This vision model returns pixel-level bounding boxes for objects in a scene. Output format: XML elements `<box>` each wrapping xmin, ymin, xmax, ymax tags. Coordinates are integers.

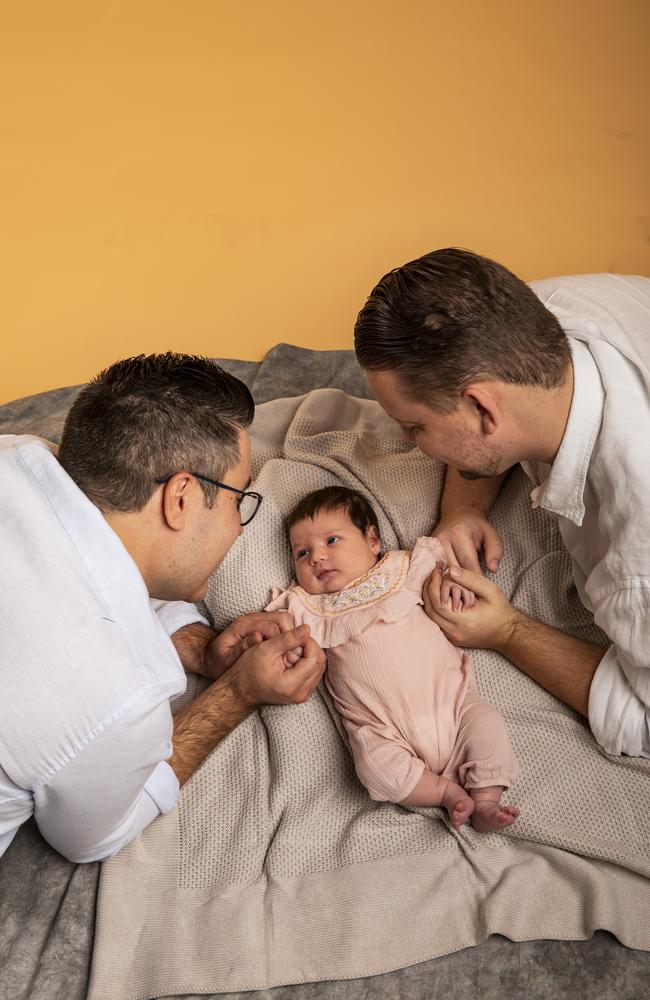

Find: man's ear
<box><xmin>160</xmin><ymin>473</ymin><xmax>194</xmax><ymax>531</ymax></box>
<box><xmin>462</xmin><ymin>384</ymin><xmax>501</xmax><ymax>436</ymax></box>
<box><xmin>366</xmin><ymin>524</ymin><xmax>382</xmax><ymax>555</ymax></box>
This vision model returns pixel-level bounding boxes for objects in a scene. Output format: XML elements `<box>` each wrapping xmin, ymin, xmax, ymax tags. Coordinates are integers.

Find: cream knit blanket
<box><xmin>89</xmin><ymin>390</ymin><xmax>650</xmax><ymax>1000</ymax></box>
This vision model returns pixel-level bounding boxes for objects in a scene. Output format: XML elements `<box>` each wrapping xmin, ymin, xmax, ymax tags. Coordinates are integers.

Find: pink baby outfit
<box><xmin>267</xmin><ymin>537</ymin><xmax>519</xmax><ymax>803</ymax></box>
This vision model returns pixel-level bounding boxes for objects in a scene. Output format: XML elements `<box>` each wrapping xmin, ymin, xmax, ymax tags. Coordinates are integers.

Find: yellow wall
<box><xmin>1</xmin><ymin>0</ymin><xmax>649</xmax><ymax>403</ymax></box>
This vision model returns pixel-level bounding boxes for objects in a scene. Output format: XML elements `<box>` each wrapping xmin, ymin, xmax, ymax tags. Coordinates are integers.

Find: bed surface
<box><xmin>0</xmin><ymin>345</ymin><xmax>648</xmax><ymax>1000</ymax></box>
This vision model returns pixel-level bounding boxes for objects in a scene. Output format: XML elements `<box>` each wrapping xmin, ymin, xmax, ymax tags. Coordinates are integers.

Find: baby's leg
<box><xmin>442</xmin><ymin>690</ymin><xmax>520</xmax><ymax>834</ymax></box>
<box><xmin>345</xmin><ymin>723</ymin><xmax>474</xmax><ymax>827</ymax></box>
<box><xmin>400</xmin><ymin>769</ymin><xmax>474</xmax><ymax>829</ymax></box>
<box><xmin>468</xmin><ymin>786</ymin><xmax>519</xmax><ymax>833</ymax></box>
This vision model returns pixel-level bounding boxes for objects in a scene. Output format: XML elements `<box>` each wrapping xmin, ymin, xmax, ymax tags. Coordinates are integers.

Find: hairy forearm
<box><xmin>170</xmin><ymin>622</ymin><xmax>225</xmax><ymax>680</ymax></box>
<box><xmin>168</xmin><ymin>672</ymin><xmax>254</xmax><ymax>786</ymax></box>
<box><xmin>439</xmin><ymin>467</ymin><xmax>508</xmax><ymax>518</ymax></box>
<box><xmin>495</xmin><ymin>611</ymin><xmax>606</xmax><ymax>717</ymax></box>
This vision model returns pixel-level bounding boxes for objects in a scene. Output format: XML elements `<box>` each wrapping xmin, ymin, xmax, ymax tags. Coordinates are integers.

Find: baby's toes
<box><xmin>452</xmin><ymin>799</ymin><xmax>474</xmax><ymax>828</ymax></box>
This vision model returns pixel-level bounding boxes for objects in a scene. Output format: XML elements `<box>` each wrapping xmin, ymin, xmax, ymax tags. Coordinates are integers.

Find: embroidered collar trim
<box><xmin>292</xmin><ymin>551</ymin><xmax>410</xmax><ymax>617</ymax></box>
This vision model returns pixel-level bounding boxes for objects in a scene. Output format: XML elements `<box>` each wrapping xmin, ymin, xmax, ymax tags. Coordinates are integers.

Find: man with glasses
<box><xmin>0</xmin><ymin>353</ymin><xmax>325</xmax><ymax>863</ymax></box>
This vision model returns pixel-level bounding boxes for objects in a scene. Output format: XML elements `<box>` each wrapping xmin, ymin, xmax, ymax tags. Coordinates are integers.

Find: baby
<box><xmin>266</xmin><ymin>486</ymin><xmax>520</xmax><ymax>832</ymax></box>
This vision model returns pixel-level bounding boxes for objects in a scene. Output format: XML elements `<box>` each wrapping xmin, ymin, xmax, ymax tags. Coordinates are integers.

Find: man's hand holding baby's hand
<box><xmin>229</xmin><ymin>625</ymin><xmax>326</xmax><ymax>708</ymax></box>
<box><xmin>424</xmin><ymin>566</ymin><xmax>522</xmax><ymax>650</ymax></box>
<box><xmin>206</xmin><ymin>610</ymin><xmax>295</xmax><ymax>679</ymax></box>
<box><xmin>428</xmin><ymin>563</ymin><xmax>476</xmax><ymax>612</ymax></box>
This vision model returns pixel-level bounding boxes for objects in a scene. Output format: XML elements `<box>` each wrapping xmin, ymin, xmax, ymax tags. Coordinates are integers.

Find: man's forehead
<box><xmin>366</xmin><ymin>369</ymin><xmax>433</xmax><ymax>421</ymax></box>
<box><xmin>222</xmin><ymin>426</ymin><xmax>251</xmax><ymax>486</ymax></box>
<box><xmin>238</xmin><ymin>425</ymin><xmax>252</xmax><ymax>452</ymax></box>
<box><xmin>237</xmin><ymin>427</ymin><xmax>252</xmax><ymax>467</ymax></box>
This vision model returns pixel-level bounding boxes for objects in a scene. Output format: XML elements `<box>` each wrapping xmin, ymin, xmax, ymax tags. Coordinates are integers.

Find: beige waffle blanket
<box><xmin>89</xmin><ymin>389</ymin><xmax>650</xmax><ymax>1000</ymax></box>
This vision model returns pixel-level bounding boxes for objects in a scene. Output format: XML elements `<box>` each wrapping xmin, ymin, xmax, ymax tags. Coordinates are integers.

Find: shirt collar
<box><xmin>529</xmin><ymin>337</ymin><xmax>605</xmax><ymax>526</ymax></box>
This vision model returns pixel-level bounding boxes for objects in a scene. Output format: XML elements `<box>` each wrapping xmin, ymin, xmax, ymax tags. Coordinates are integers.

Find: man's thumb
<box><xmin>484</xmin><ymin>526</ymin><xmax>504</xmax><ymax>573</ymax></box>
<box><xmin>274</xmin><ymin>624</ymin><xmax>310</xmax><ymax>650</ymax></box>
<box><xmin>447</xmin><ymin>565</ymin><xmax>493</xmax><ymax>598</ymax></box>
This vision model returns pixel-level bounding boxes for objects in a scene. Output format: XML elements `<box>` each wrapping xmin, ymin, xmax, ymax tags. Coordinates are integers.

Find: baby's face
<box><xmin>290</xmin><ymin>508</ymin><xmax>381</xmax><ymax>595</ymax></box>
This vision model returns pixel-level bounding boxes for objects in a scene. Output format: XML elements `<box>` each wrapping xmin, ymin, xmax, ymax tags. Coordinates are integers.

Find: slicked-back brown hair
<box><xmin>58</xmin><ymin>352</ymin><xmax>254</xmax><ymax>513</ymax></box>
<box><xmin>286</xmin><ymin>486</ymin><xmax>381</xmax><ymax>540</ymax></box>
<box><xmin>354</xmin><ymin>248</ymin><xmax>571</xmax><ymax>413</ymax></box>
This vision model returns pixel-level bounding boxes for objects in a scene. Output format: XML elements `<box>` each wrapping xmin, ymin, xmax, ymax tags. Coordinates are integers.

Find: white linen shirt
<box><xmin>0</xmin><ymin>435</ymin><xmax>208</xmax><ymax>862</ymax></box>
<box><xmin>523</xmin><ymin>274</ymin><xmax>650</xmax><ymax>757</ymax></box>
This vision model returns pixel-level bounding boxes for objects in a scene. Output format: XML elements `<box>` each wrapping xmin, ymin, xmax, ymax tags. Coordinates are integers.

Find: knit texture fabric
<box><xmin>89</xmin><ymin>389</ymin><xmax>650</xmax><ymax>1000</ymax></box>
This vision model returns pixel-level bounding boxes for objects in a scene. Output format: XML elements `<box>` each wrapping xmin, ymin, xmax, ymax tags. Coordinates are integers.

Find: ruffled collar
<box><xmin>289</xmin><ymin>550</ymin><xmax>410</xmax><ymax>617</ymax></box>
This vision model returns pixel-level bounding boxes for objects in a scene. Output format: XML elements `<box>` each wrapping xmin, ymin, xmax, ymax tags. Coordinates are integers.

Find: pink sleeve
<box><xmin>264</xmin><ymin>587</ymin><xmax>312</xmax><ymax>630</ymax></box>
<box><xmin>265</xmin><ymin>587</ymin><xmax>290</xmax><ymax>612</ymax></box>
<box><xmin>406</xmin><ymin>536</ymin><xmax>447</xmax><ymax>586</ymax></box>
<box><xmin>343</xmin><ymin>721</ymin><xmax>425</xmax><ymax>803</ymax></box>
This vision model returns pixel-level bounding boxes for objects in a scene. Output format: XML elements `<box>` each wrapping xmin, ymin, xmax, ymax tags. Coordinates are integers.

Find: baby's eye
<box><xmin>326</xmin><ymin>536</ymin><xmax>339</xmax><ymax>545</ymax></box>
<box><xmin>295</xmin><ymin>548</ymin><xmax>309</xmax><ymax>560</ymax></box>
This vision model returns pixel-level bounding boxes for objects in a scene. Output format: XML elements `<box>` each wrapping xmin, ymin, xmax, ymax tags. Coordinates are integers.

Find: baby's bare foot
<box><xmin>470</xmin><ymin>802</ymin><xmax>519</xmax><ymax>833</ymax></box>
<box><xmin>441</xmin><ymin>781</ymin><xmax>475</xmax><ymax>829</ymax></box>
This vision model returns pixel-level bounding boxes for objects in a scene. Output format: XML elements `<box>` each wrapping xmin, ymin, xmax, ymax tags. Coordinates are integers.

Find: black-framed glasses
<box><xmin>155</xmin><ymin>473</ymin><xmax>263</xmax><ymax>526</ymax></box>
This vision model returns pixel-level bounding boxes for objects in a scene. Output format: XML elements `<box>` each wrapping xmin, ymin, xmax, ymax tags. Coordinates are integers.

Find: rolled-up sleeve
<box><xmin>150</xmin><ymin>599</ymin><xmax>209</xmax><ymax>637</ymax></box>
<box><xmin>588</xmin><ymin>584</ymin><xmax>650</xmax><ymax>758</ymax></box>
<box><xmin>33</xmin><ymin>689</ymin><xmax>180</xmax><ymax>863</ymax></box>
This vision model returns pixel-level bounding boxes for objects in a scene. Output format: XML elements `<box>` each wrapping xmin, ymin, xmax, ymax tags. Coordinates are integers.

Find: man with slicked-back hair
<box><xmin>355</xmin><ymin>249</ymin><xmax>650</xmax><ymax>759</ymax></box>
<box><xmin>0</xmin><ymin>353</ymin><xmax>324</xmax><ymax>862</ymax></box>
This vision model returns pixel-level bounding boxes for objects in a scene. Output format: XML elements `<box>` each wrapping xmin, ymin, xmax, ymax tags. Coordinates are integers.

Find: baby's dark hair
<box><xmin>286</xmin><ymin>486</ymin><xmax>381</xmax><ymax>539</ymax></box>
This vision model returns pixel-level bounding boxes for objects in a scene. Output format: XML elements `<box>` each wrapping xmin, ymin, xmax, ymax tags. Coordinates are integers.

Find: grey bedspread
<box><xmin>1</xmin><ymin>345</ymin><xmax>649</xmax><ymax>1000</ymax></box>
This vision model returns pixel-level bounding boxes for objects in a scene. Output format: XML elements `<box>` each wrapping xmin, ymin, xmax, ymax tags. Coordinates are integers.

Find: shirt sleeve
<box><xmin>32</xmin><ymin>688</ymin><xmax>180</xmax><ymax>863</ymax></box>
<box><xmin>0</xmin><ymin>768</ymin><xmax>33</xmax><ymax>858</ymax></box>
<box><xmin>150</xmin><ymin>598</ymin><xmax>209</xmax><ymax>636</ymax></box>
<box><xmin>588</xmin><ymin>584</ymin><xmax>650</xmax><ymax>758</ymax></box>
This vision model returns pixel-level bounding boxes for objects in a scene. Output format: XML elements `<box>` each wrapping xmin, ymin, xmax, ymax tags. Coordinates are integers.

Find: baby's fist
<box><xmin>282</xmin><ymin>646</ymin><xmax>304</xmax><ymax>669</ymax></box>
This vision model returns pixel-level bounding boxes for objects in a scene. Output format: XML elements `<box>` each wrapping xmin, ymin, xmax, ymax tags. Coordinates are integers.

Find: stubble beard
<box><xmin>455</xmin><ymin>443</ymin><xmax>505</xmax><ymax>481</ymax></box>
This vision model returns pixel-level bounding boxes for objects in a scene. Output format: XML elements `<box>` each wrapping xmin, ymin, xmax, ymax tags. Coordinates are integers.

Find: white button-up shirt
<box><xmin>0</xmin><ymin>435</ymin><xmax>207</xmax><ymax>862</ymax></box>
<box><xmin>522</xmin><ymin>274</ymin><xmax>650</xmax><ymax>757</ymax></box>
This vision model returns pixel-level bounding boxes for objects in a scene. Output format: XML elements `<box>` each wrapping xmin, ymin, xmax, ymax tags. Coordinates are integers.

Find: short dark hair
<box><xmin>58</xmin><ymin>352</ymin><xmax>254</xmax><ymax>513</ymax></box>
<box><xmin>354</xmin><ymin>248</ymin><xmax>571</xmax><ymax>413</ymax></box>
<box><xmin>286</xmin><ymin>486</ymin><xmax>380</xmax><ymax>540</ymax></box>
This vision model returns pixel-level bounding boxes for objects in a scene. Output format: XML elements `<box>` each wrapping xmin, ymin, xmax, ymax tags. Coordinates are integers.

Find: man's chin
<box><xmin>153</xmin><ymin>583</ymin><xmax>209</xmax><ymax>604</ymax></box>
<box><xmin>191</xmin><ymin>581</ymin><xmax>209</xmax><ymax>603</ymax></box>
<box><xmin>458</xmin><ymin>468</ymin><xmax>493</xmax><ymax>481</ymax></box>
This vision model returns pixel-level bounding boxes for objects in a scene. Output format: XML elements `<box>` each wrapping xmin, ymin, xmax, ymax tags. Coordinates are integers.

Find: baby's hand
<box><xmin>440</xmin><ymin>570</ymin><xmax>476</xmax><ymax>612</ymax></box>
<box><xmin>282</xmin><ymin>646</ymin><xmax>304</xmax><ymax>669</ymax></box>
